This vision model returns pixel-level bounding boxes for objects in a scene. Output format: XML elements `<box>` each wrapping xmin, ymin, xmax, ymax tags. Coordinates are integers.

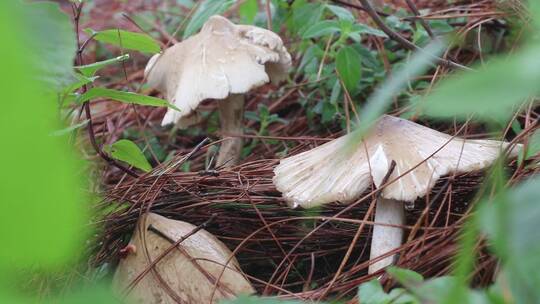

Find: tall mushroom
<box><xmin>113</xmin><ymin>213</ymin><xmax>254</xmax><ymax>303</ymax></box>
<box><xmin>273</xmin><ymin>115</ymin><xmax>521</xmax><ymax>274</ymax></box>
<box><xmin>145</xmin><ymin>15</ymin><xmax>291</xmax><ymax>167</ymax></box>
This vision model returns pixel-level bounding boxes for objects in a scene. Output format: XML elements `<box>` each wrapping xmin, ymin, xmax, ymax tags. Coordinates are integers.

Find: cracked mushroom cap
<box><xmin>144</xmin><ymin>15</ymin><xmax>291</xmax><ymax>126</ymax></box>
<box><xmin>273</xmin><ymin>115</ymin><xmax>521</xmax><ymax>209</ymax></box>
<box><xmin>112</xmin><ymin>213</ymin><xmax>254</xmax><ymax>304</ymax></box>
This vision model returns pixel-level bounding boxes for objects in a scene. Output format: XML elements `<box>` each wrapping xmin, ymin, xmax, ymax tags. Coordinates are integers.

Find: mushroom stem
<box><xmin>368</xmin><ymin>198</ymin><xmax>405</xmax><ymax>274</ymax></box>
<box><xmin>217</xmin><ymin>94</ymin><xmax>244</xmax><ymax>167</ymax></box>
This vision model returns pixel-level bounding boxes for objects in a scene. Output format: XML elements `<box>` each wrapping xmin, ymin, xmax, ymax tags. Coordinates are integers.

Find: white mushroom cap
<box><xmin>273</xmin><ymin>115</ymin><xmax>521</xmax><ymax>208</ymax></box>
<box><xmin>144</xmin><ymin>15</ymin><xmax>292</xmax><ymax>126</ymax></box>
<box><xmin>113</xmin><ymin>213</ymin><xmax>254</xmax><ymax>303</ymax></box>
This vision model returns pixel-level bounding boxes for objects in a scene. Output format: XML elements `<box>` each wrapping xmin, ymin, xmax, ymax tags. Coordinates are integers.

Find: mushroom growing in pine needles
<box><xmin>113</xmin><ymin>213</ymin><xmax>254</xmax><ymax>304</ymax></box>
<box><xmin>273</xmin><ymin>115</ymin><xmax>521</xmax><ymax>274</ymax></box>
<box><xmin>145</xmin><ymin>15</ymin><xmax>291</xmax><ymax>167</ymax></box>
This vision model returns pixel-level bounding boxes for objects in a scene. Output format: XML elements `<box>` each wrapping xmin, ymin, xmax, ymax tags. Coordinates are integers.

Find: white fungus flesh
<box><xmin>144</xmin><ymin>15</ymin><xmax>291</xmax><ymax>127</ymax></box>
<box><xmin>273</xmin><ymin>115</ymin><xmax>521</xmax><ymax>209</ymax></box>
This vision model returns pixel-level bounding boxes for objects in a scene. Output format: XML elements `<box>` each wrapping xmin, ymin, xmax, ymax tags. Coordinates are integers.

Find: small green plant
<box><xmin>282</xmin><ymin>1</ymin><xmax>389</xmax><ymax>129</ymax></box>
<box><xmin>55</xmin><ymin>6</ymin><xmax>176</xmax><ymax>173</ymax></box>
<box><xmin>243</xmin><ymin>104</ymin><xmax>288</xmax><ymax>157</ymax></box>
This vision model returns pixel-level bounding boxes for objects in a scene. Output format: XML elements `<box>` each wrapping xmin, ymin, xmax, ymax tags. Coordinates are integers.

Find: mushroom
<box><xmin>113</xmin><ymin>213</ymin><xmax>254</xmax><ymax>303</ymax></box>
<box><xmin>273</xmin><ymin>115</ymin><xmax>521</xmax><ymax>274</ymax></box>
<box><xmin>145</xmin><ymin>15</ymin><xmax>291</xmax><ymax>167</ymax></box>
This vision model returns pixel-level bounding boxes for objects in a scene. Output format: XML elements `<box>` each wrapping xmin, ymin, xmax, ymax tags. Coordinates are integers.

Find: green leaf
<box><xmin>428</xmin><ymin>20</ymin><xmax>454</xmax><ymax>35</ymax></box>
<box><xmin>386</xmin><ymin>15</ymin><xmax>413</xmax><ymax>32</ymax></box>
<box><xmin>61</xmin><ymin>74</ymin><xmax>97</xmax><ymax>97</ymax></box>
<box><xmin>336</xmin><ymin>46</ymin><xmax>362</xmax><ymax>92</ymax></box>
<box><xmin>79</xmin><ymin>88</ymin><xmax>179</xmax><ymax>111</ymax></box>
<box><xmin>105</xmin><ymin>139</ymin><xmax>152</xmax><ymax>172</ymax></box>
<box><xmin>387</xmin><ymin>267</ymin><xmax>425</xmax><ymax>287</ymax></box>
<box><xmin>351</xmin><ymin>23</ymin><xmax>388</xmax><ymax>38</ymax></box>
<box><xmin>387</xmin><ymin>289</ymin><xmax>421</xmax><ymax>304</ymax></box>
<box><xmin>298</xmin><ymin>44</ymin><xmax>323</xmax><ymax>74</ymax></box>
<box><xmin>244</xmin><ymin>111</ymin><xmax>260</xmax><ymax>122</ymax></box>
<box><xmin>524</xmin><ymin>129</ymin><xmax>540</xmax><ymax>159</ymax></box>
<box><xmin>239</xmin><ymin>0</ymin><xmax>258</xmax><ymax>24</ymax></box>
<box><xmin>25</xmin><ymin>1</ymin><xmax>77</xmax><ymax>92</ymax></box>
<box><xmin>329</xmin><ymin>78</ymin><xmax>341</xmax><ymax>105</ymax></box>
<box><xmin>289</xmin><ymin>1</ymin><xmax>324</xmax><ymax>36</ymax></box>
<box><xmin>326</xmin><ymin>4</ymin><xmax>355</xmax><ymax>21</ymax></box>
<box><xmin>0</xmin><ymin>1</ymin><xmax>85</xmax><ymax>269</ymax></box>
<box><xmin>414</xmin><ymin>277</ymin><xmax>462</xmax><ymax>303</ymax></box>
<box><xmin>177</xmin><ymin>0</ymin><xmax>195</xmax><ymax>8</ymax></box>
<box><xmin>221</xmin><ymin>295</ymin><xmax>302</xmax><ymax>304</ymax></box>
<box><xmin>413</xmin><ymin>276</ymin><xmax>489</xmax><ymax>304</ymax></box>
<box><xmin>302</xmin><ymin>20</ymin><xmax>340</xmax><ymax>39</ymax></box>
<box><xmin>531</xmin><ymin>1</ymin><xmax>540</xmax><ymax>30</ymax></box>
<box><xmin>339</xmin><ymin>19</ymin><xmax>354</xmax><ymax>34</ymax></box>
<box><xmin>88</xmin><ymin>29</ymin><xmax>160</xmax><ymax>53</ymax></box>
<box><xmin>183</xmin><ymin>0</ymin><xmax>234</xmax><ymax>39</ymax></box>
<box><xmin>50</xmin><ymin>120</ymin><xmax>89</xmax><ymax>137</ymax></box>
<box><xmin>2</xmin><ymin>283</ymin><xmax>119</xmax><ymax>303</ymax></box>
<box><xmin>510</xmin><ymin>119</ymin><xmax>523</xmax><ymax>135</ymax></box>
<box><xmin>354</xmin><ymin>45</ymin><xmax>381</xmax><ymax>69</ymax></box>
<box><xmin>358</xmin><ymin>280</ymin><xmax>393</xmax><ymax>304</ymax></box>
<box><xmin>75</xmin><ymin>54</ymin><xmax>130</xmax><ymax>76</ymax></box>
<box><xmin>412</xmin><ymin>27</ymin><xmax>430</xmax><ymax>47</ymax></box>
<box><xmin>479</xmin><ymin>177</ymin><xmax>540</xmax><ymax>304</ymax></box>
<box><xmin>321</xmin><ymin>100</ymin><xmax>336</xmax><ymax>123</ymax></box>
<box><xmin>418</xmin><ymin>44</ymin><xmax>540</xmax><ymax>121</ymax></box>
<box><xmin>358</xmin><ymin>280</ymin><xmax>419</xmax><ymax>304</ymax></box>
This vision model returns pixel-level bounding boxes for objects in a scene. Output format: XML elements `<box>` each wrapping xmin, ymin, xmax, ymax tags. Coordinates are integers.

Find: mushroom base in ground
<box><xmin>217</xmin><ymin>94</ymin><xmax>244</xmax><ymax>167</ymax></box>
<box><xmin>368</xmin><ymin>198</ymin><xmax>405</xmax><ymax>274</ymax></box>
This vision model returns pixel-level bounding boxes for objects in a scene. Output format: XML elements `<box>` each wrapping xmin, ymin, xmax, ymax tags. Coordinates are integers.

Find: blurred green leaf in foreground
<box><xmin>479</xmin><ymin>177</ymin><xmax>540</xmax><ymax>304</ymax></box>
<box><xmin>25</xmin><ymin>1</ymin><xmax>77</xmax><ymax>91</ymax></box>
<box><xmin>418</xmin><ymin>44</ymin><xmax>540</xmax><ymax>122</ymax></box>
<box><xmin>0</xmin><ymin>0</ymin><xmax>84</xmax><ymax>274</ymax></box>
<box><xmin>0</xmin><ymin>1</ymin><xmax>116</xmax><ymax>302</ymax></box>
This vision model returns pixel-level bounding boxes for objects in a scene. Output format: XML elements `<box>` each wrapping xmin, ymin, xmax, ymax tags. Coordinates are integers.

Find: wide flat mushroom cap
<box><xmin>145</xmin><ymin>15</ymin><xmax>292</xmax><ymax>126</ymax></box>
<box><xmin>274</xmin><ymin>115</ymin><xmax>521</xmax><ymax>208</ymax></box>
<box><xmin>112</xmin><ymin>213</ymin><xmax>254</xmax><ymax>304</ymax></box>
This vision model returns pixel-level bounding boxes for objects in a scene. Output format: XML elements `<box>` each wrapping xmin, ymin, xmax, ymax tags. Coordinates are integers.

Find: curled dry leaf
<box><xmin>113</xmin><ymin>213</ymin><xmax>254</xmax><ymax>304</ymax></box>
